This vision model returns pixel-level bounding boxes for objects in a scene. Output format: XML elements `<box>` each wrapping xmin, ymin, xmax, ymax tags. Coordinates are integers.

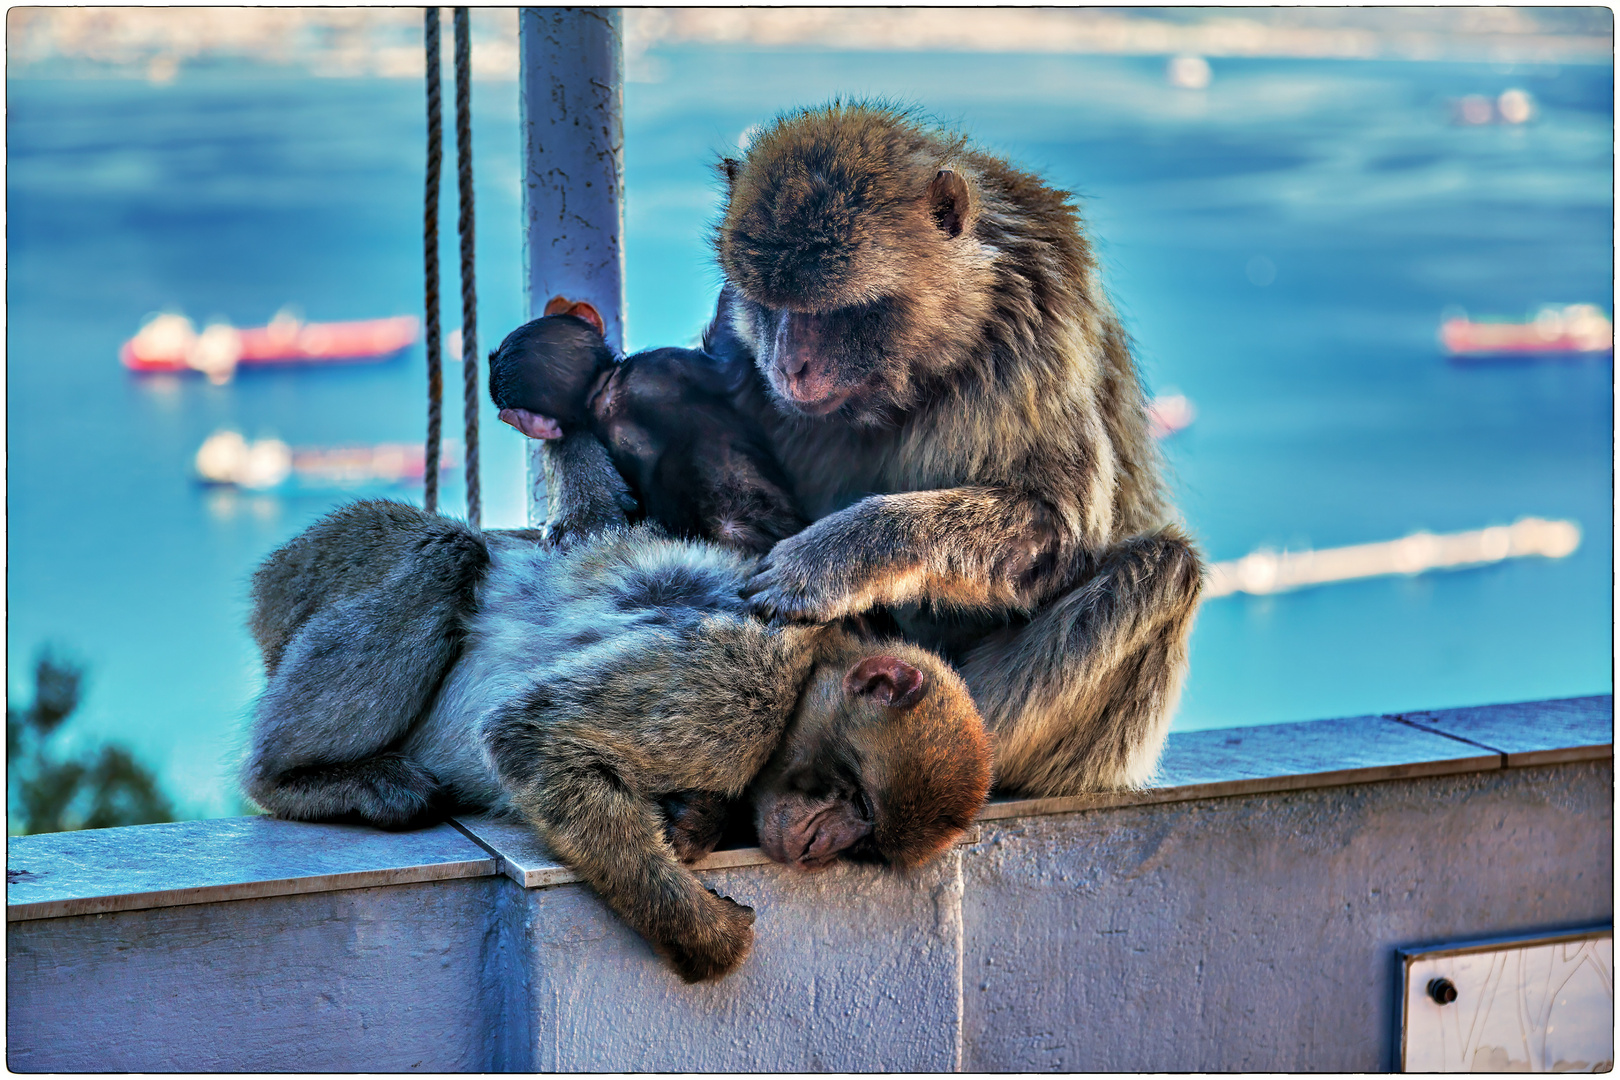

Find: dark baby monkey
<box><xmin>489</xmin><ymin>297</ymin><xmax>804</xmax><ymax>555</ymax></box>
<box><xmin>244</xmin><ymin>434</ymin><xmax>991</xmax><ymax>982</ymax></box>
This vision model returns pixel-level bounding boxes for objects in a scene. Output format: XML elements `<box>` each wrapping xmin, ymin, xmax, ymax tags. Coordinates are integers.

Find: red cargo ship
<box><xmin>1440</xmin><ymin>304</ymin><xmax>1612</xmax><ymax>359</ymax></box>
<box><xmin>121</xmin><ymin>311</ymin><xmax>418</xmax><ymax>381</ymax></box>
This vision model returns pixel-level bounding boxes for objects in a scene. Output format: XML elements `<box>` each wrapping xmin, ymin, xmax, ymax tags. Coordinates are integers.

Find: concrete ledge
<box><xmin>8</xmin><ymin>696</ymin><xmax>1609</xmax><ymax>918</ymax></box>
<box><xmin>450</xmin><ymin>813</ymin><xmax>779</xmax><ymax>888</ymax></box>
<box><xmin>1389</xmin><ymin>695</ymin><xmax>1614</xmax><ymax>767</ymax></box>
<box><xmin>463</xmin><ymin>694</ymin><xmax>1611</xmax><ymax>883</ymax></box>
<box><xmin>6</xmin><ymin>695</ymin><xmax>1611</xmax><ymax>1072</ymax></box>
<box><xmin>6</xmin><ymin>817</ymin><xmax>495</xmax><ymax>922</ymax></box>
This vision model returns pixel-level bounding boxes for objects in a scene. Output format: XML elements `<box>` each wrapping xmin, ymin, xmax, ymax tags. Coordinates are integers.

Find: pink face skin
<box><xmin>755</xmin><ymin>791</ymin><xmax>872</xmax><ymax>871</ymax></box>
<box><xmin>752</xmin><ymin>656</ymin><xmax>927</xmax><ymax>872</ymax></box>
<box><xmin>767</xmin><ymin>310</ymin><xmax>856</xmax><ymax>416</ymax></box>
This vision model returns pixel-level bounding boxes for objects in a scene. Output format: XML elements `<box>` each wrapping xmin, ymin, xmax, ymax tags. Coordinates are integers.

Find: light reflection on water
<box><xmin>6</xmin><ymin>50</ymin><xmax>1613</xmax><ymax>817</ymax></box>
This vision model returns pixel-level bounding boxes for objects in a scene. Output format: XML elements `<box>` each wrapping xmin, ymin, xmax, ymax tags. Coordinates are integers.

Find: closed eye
<box><xmin>853</xmin><ymin>788</ymin><xmax>874</xmax><ymax>823</ymax></box>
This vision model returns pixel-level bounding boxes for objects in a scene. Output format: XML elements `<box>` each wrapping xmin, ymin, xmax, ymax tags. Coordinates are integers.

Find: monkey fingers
<box><xmin>740</xmin><ymin>529</ymin><xmax>874</xmax><ymax>624</ymax></box>
<box><xmin>660</xmin><ymin>790</ymin><xmax>733</xmax><ymax>863</ymax></box>
<box><xmin>740</xmin><ymin>564</ymin><xmax>836</xmax><ymax>625</ymax></box>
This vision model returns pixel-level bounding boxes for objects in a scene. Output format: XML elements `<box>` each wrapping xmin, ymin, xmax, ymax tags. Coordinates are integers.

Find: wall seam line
<box><xmin>953</xmin><ymin>848</ymin><xmax>966</xmax><ymax>1073</ymax></box>
<box><xmin>1381</xmin><ymin>714</ymin><xmax>1509</xmax><ymax>767</ymax></box>
<box><xmin>449</xmin><ymin>818</ymin><xmax>513</xmax><ymax>879</ymax></box>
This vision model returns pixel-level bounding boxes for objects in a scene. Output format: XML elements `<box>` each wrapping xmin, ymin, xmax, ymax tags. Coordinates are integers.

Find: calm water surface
<box><xmin>8</xmin><ymin>50</ymin><xmax>1612</xmax><ymax>816</ymax></box>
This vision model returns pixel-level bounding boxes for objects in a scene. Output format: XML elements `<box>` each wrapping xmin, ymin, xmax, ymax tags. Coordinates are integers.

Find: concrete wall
<box><xmin>962</xmin><ymin>762</ymin><xmax>1612</xmax><ymax>1071</ymax></box>
<box><xmin>7</xmin><ymin>696</ymin><xmax>1611</xmax><ymax>1072</ymax></box>
<box><xmin>8</xmin><ymin>879</ymin><xmax>503</xmax><ymax>1073</ymax></box>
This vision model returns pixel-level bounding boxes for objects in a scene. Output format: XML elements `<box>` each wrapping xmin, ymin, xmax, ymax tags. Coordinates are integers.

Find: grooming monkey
<box><xmin>713</xmin><ymin>103</ymin><xmax>1205</xmax><ymax>796</ymax></box>
<box><xmin>488</xmin><ymin>298</ymin><xmax>804</xmax><ymax>556</ymax></box>
<box><xmin>505</xmin><ymin>104</ymin><xmax>1204</xmax><ymax>794</ymax></box>
<box><xmin>245</xmin><ymin>433</ymin><xmax>990</xmax><ymax>982</ymax></box>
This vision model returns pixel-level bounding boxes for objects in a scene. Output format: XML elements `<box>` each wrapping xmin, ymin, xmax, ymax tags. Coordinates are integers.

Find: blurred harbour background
<box><xmin>7</xmin><ymin>8</ymin><xmax>1613</xmax><ymax>820</ymax></box>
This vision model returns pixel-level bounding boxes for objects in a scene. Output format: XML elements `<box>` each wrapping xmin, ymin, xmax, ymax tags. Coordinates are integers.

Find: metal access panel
<box><xmin>1398</xmin><ymin>926</ymin><xmax>1613</xmax><ymax>1072</ymax></box>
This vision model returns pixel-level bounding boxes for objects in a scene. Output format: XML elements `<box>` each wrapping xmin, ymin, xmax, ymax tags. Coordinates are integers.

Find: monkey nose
<box><xmin>774</xmin><ymin>358</ymin><xmax>850</xmax><ymax>414</ymax></box>
<box><xmin>775</xmin><ymin>349</ymin><xmax>809</xmax><ymax>381</ymax></box>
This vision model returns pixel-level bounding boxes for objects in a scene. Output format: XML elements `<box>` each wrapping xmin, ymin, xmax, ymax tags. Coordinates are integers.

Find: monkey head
<box><xmin>488</xmin><ymin>299</ymin><xmax>615</xmax><ymax>439</ymax></box>
<box><xmin>715</xmin><ymin>103</ymin><xmax>1002</xmax><ymax>422</ymax></box>
<box><xmin>751</xmin><ymin>636</ymin><xmax>991</xmax><ymax>872</ymax></box>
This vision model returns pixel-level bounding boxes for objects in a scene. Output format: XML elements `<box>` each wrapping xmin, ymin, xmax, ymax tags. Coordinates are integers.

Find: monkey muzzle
<box><xmin>756</xmin><ymin>793</ymin><xmax>872</xmax><ymax>871</ymax></box>
<box><xmin>769</xmin><ymin>310</ymin><xmax>854</xmax><ymax>416</ymax></box>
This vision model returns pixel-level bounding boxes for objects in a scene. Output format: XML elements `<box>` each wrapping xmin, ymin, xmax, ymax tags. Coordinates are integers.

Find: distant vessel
<box><xmin>122</xmin><ymin>310</ymin><xmax>418</xmax><ymax>384</ymax></box>
<box><xmin>195</xmin><ymin>430</ymin><xmax>459</xmax><ymax>492</ymax></box>
<box><xmin>1441</xmin><ymin>304</ymin><xmax>1612</xmax><ymax>360</ymax></box>
<box><xmin>1205</xmin><ymin>518</ymin><xmax>1581</xmax><ymax>599</ymax></box>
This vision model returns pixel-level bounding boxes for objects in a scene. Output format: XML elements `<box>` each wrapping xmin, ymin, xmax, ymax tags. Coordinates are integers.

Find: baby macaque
<box><xmin>489</xmin><ymin>297</ymin><xmax>804</xmax><ymax>555</ymax></box>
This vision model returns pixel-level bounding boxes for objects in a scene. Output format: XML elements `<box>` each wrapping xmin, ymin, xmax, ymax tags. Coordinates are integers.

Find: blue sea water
<box><xmin>7</xmin><ymin>50</ymin><xmax>1613</xmax><ymax>817</ymax></box>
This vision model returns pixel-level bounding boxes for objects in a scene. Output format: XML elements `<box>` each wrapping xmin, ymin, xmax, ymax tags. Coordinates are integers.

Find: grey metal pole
<box><xmin>519</xmin><ymin>7</ymin><xmax>625</xmax><ymax>526</ymax></box>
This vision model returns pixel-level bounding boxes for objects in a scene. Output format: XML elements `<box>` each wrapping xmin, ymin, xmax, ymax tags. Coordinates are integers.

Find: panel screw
<box><xmin>1427</xmin><ymin>977</ymin><xmax>1458</xmax><ymax>1005</ymax></box>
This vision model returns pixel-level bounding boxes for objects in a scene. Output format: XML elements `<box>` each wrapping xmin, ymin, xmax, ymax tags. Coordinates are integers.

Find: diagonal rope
<box><xmin>453</xmin><ymin>6</ymin><xmax>481</xmax><ymax>529</ymax></box>
<box><xmin>422</xmin><ymin>7</ymin><xmax>444</xmax><ymax>514</ymax></box>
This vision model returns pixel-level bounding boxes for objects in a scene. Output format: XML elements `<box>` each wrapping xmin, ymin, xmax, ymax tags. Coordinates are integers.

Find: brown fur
<box><xmin>708</xmin><ymin>103</ymin><xmax>1203</xmax><ymax>794</ymax></box>
<box><xmin>243</xmin><ymin>433</ymin><xmax>991</xmax><ymax>982</ymax></box>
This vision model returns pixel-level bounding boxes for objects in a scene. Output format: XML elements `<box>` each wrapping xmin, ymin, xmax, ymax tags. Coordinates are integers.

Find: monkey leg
<box><xmin>251</xmin><ymin>499</ymin><xmax>484</xmax><ymax>674</ymax></box>
<box><xmin>957</xmin><ymin>526</ymin><xmax>1203</xmax><ymax>797</ymax></box>
<box><xmin>244</xmin><ymin>520</ymin><xmax>491</xmax><ymax>828</ymax></box>
<box><xmin>252</xmin><ymin>753</ymin><xmax>448</xmax><ymax>831</ymax></box>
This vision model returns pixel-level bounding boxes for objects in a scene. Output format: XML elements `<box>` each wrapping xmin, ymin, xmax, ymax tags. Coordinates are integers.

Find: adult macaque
<box><xmin>716</xmin><ymin>104</ymin><xmax>1206</xmax><ymax>796</ymax></box>
<box><xmin>244</xmin><ymin>434</ymin><xmax>990</xmax><ymax>982</ymax></box>
<box><xmin>489</xmin><ymin>297</ymin><xmax>803</xmax><ymax>555</ymax></box>
<box><xmin>505</xmin><ymin>105</ymin><xmax>1204</xmax><ymax>794</ymax></box>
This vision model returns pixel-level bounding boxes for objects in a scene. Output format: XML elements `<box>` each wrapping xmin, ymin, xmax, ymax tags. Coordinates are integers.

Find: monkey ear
<box><xmin>844</xmin><ymin>656</ymin><xmax>927</xmax><ymax>710</ymax></box>
<box><xmin>927</xmin><ymin>169</ymin><xmax>971</xmax><ymax>239</ymax></box>
<box><xmin>542</xmin><ymin>295</ymin><xmax>606</xmax><ymax>338</ymax></box>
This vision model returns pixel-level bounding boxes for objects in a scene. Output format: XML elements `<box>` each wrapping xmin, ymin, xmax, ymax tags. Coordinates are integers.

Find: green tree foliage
<box><xmin>8</xmin><ymin>649</ymin><xmax>174</xmax><ymax>834</ymax></box>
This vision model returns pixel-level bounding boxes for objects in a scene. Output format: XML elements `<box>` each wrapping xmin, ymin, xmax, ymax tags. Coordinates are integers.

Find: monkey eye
<box><xmin>853</xmin><ymin>788</ymin><xmax>874</xmax><ymax>823</ymax></box>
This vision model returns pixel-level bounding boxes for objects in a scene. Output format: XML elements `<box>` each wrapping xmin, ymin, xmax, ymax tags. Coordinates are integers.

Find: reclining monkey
<box><xmin>245</xmin><ymin>432</ymin><xmax>990</xmax><ymax>982</ymax></box>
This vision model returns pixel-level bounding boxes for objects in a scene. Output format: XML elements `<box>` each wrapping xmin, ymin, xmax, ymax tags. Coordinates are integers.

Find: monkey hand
<box><xmin>659</xmin><ymin>888</ymin><xmax>756</xmax><ymax>983</ymax></box>
<box><xmin>740</xmin><ymin>517</ymin><xmax>877</xmax><ymax>624</ymax></box>
<box><xmin>661</xmin><ymin>791</ymin><xmax>731</xmax><ymax>864</ymax></box>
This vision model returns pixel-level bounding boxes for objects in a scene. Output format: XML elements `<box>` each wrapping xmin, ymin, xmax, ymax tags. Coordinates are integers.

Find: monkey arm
<box><xmin>540</xmin><ymin>430</ymin><xmax>638</xmax><ymax>546</ymax></box>
<box><xmin>487</xmin><ymin>713</ymin><xmax>757</xmax><ymax>982</ymax></box>
<box><xmin>478</xmin><ymin>615</ymin><xmax>816</xmax><ymax>982</ymax></box>
<box><xmin>741</xmin><ymin>487</ymin><xmax>1066</xmax><ymax>623</ymax></box>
